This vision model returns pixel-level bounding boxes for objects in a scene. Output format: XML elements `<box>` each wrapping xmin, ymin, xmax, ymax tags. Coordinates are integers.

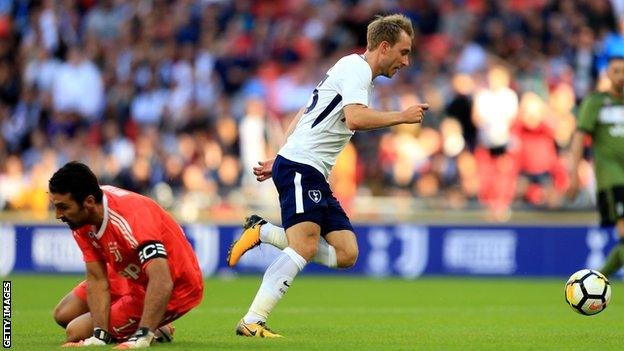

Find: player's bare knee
<box><xmin>53</xmin><ymin>305</ymin><xmax>69</xmax><ymax>327</ymax></box>
<box><xmin>338</xmin><ymin>247</ymin><xmax>359</xmax><ymax>268</ymax></box>
<box><xmin>346</xmin><ymin>247</ymin><xmax>359</xmax><ymax>267</ymax></box>
<box><xmin>65</xmin><ymin>324</ymin><xmax>82</xmax><ymax>342</ymax></box>
<box><xmin>291</xmin><ymin>243</ymin><xmax>318</xmax><ymax>261</ymax></box>
<box><xmin>65</xmin><ymin>316</ymin><xmax>93</xmax><ymax>342</ymax></box>
<box><xmin>305</xmin><ymin>244</ymin><xmax>319</xmax><ymax>260</ymax></box>
<box><xmin>289</xmin><ymin>235</ymin><xmax>320</xmax><ymax>261</ymax></box>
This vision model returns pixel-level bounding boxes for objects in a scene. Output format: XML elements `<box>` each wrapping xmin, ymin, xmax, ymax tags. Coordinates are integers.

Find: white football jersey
<box><xmin>278</xmin><ymin>54</ymin><xmax>373</xmax><ymax>180</ymax></box>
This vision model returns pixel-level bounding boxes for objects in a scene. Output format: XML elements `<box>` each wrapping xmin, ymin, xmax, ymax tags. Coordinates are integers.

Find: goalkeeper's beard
<box><xmin>62</xmin><ymin>218</ymin><xmax>82</xmax><ymax>230</ymax></box>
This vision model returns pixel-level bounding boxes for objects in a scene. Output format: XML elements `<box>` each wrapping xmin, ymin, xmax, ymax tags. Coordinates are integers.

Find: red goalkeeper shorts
<box><xmin>107</xmin><ymin>291</ymin><xmax>201</xmax><ymax>340</ymax></box>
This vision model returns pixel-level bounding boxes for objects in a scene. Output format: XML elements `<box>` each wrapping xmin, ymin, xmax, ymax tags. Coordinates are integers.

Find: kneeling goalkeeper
<box><xmin>49</xmin><ymin>162</ymin><xmax>203</xmax><ymax>348</ymax></box>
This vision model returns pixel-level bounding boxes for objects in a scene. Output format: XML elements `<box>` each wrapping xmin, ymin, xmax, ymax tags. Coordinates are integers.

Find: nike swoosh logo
<box><xmin>244</xmin><ymin>325</ymin><xmax>257</xmax><ymax>336</ymax></box>
<box><xmin>283</xmin><ymin>281</ymin><xmax>291</xmax><ymax>287</ymax></box>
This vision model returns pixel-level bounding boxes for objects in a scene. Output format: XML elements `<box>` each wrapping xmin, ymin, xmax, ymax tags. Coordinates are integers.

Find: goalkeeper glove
<box><xmin>62</xmin><ymin>328</ymin><xmax>112</xmax><ymax>347</ymax></box>
<box><xmin>114</xmin><ymin>327</ymin><xmax>155</xmax><ymax>349</ymax></box>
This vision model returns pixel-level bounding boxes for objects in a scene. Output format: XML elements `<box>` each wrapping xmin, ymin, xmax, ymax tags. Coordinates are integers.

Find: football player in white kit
<box><xmin>228</xmin><ymin>14</ymin><xmax>429</xmax><ymax>337</ymax></box>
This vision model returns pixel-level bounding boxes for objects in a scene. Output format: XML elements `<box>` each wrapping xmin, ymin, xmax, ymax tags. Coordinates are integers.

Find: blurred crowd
<box><xmin>0</xmin><ymin>0</ymin><xmax>622</xmax><ymax>221</ymax></box>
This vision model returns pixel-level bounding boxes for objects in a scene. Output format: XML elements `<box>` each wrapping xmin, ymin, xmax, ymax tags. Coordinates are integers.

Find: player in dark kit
<box><xmin>569</xmin><ymin>56</ymin><xmax>624</xmax><ymax>277</ymax></box>
<box><xmin>49</xmin><ymin>161</ymin><xmax>203</xmax><ymax>348</ymax></box>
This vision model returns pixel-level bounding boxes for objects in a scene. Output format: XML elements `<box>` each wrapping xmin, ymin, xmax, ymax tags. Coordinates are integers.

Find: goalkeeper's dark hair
<box><xmin>49</xmin><ymin>161</ymin><xmax>103</xmax><ymax>204</ymax></box>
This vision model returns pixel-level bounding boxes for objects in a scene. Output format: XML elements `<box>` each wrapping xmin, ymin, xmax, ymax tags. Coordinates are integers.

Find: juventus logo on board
<box><xmin>308</xmin><ymin>190</ymin><xmax>322</xmax><ymax>203</ymax></box>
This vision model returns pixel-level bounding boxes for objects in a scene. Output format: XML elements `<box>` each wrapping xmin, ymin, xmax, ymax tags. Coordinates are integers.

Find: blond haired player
<box><xmin>228</xmin><ymin>14</ymin><xmax>428</xmax><ymax>337</ymax></box>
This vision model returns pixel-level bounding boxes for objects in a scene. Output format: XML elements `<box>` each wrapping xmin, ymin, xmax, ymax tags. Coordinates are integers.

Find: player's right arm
<box><xmin>283</xmin><ymin>107</ymin><xmax>306</xmax><ymax>142</ymax></box>
<box><xmin>343</xmin><ymin>103</ymin><xmax>429</xmax><ymax>131</ymax></box>
<box><xmin>253</xmin><ymin>107</ymin><xmax>306</xmax><ymax>182</ymax></box>
<box><xmin>567</xmin><ymin>94</ymin><xmax>599</xmax><ymax>200</ymax></box>
<box><xmin>85</xmin><ymin>260</ymin><xmax>110</xmax><ymax>332</ymax></box>
<box><xmin>63</xmin><ymin>231</ymin><xmax>113</xmax><ymax>346</ymax></box>
<box><xmin>566</xmin><ymin>130</ymin><xmax>587</xmax><ymax>200</ymax></box>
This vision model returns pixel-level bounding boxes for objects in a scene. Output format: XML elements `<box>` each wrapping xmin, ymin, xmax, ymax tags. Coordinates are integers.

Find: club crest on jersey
<box><xmin>308</xmin><ymin>190</ymin><xmax>322</xmax><ymax>203</ymax></box>
<box><xmin>108</xmin><ymin>242</ymin><xmax>123</xmax><ymax>262</ymax></box>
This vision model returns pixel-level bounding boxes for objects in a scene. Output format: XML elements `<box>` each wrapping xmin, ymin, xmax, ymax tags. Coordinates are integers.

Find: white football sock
<box><xmin>260</xmin><ymin>222</ymin><xmax>289</xmax><ymax>249</ymax></box>
<box><xmin>243</xmin><ymin>247</ymin><xmax>307</xmax><ymax>324</ymax></box>
<box><xmin>314</xmin><ymin>237</ymin><xmax>338</xmax><ymax>268</ymax></box>
<box><xmin>260</xmin><ymin>222</ymin><xmax>337</xmax><ymax>268</ymax></box>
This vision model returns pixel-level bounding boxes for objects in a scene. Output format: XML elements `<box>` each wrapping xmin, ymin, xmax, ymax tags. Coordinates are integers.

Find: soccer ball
<box><xmin>564</xmin><ymin>269</ymin><xmax>611</xmax><ymax>316</ymax></box>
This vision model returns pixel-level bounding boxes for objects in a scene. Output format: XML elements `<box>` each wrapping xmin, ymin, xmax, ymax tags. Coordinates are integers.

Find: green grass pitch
<box><xmin>6</xmin><ymin>275</ymin><xmax>623</xmax><ymax>350</ymax></box>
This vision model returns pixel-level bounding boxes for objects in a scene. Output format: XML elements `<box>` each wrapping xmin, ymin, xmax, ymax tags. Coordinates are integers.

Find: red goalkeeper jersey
<box><xmin>72</xmin><ymin>186</ymin><xmax>203</xmax><ymax>312</ymax></box>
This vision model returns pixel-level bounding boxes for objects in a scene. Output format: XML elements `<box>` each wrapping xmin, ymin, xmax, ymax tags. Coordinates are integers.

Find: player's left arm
<box><xmin>139</xmin><ymin>256</ymin><xmax>173</xmax><ymax>330</ymax></box>
<box><xmin>115</xmin><ymin>204</ymin><xmax>173</xmax><ymax>349</ymax></box>
<box><xmin>115</xmin><ymin>251</ymin><xmax>173</xmax><ymax>349</ymax></box>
